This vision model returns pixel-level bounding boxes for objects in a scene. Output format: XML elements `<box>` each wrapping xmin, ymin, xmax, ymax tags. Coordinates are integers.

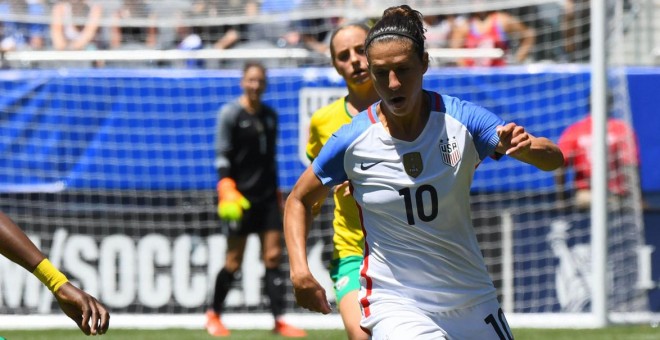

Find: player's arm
<box><xmin>284</xmin><ymin>166</ymin><xmax>332</xmax><ymax>314</ymax></box>
<box><xmin>70</xmin><ymin>3</ymin><xmax>103</xmax><ymax>51</ymax></box>
<box><xmin>496</xmin><ymin>122</ymin><xmax>564</xmax><ymax>171</ymax></box>
<box><xmin>0</xmin><ymin>212</ymin><xmax>45</xmax><ymax>270</ymax></box>
<box><xmin>0</xmin><ymin>211</ymin><xmax>109</xmax><ymax>335</ymax></box>
<box><xmin>50</xmin><ymin>2</ymin><xmax>68</xmax><ymax>50</ymax></box>
<box><xmin>214</xmin><ymin>105</ymin><xmax>250</xmax><ymax>221</ymax></box>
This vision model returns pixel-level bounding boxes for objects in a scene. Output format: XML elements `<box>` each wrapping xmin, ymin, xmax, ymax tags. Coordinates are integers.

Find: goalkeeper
<box><xmin>0</xmin><ymin>211</ymin><xmax>109</xmax><ymax>336</ymax></box>
<box><xmin>206</xmin><ymin>62</ymin><xmax>306</xmax><ymax>338</ymax></box>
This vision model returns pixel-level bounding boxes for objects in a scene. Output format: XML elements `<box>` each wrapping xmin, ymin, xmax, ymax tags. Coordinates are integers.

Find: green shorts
<box><xmin>329</xmin><ymin>255</ymin><xmax>362</xmax><ymax>303</ymax></box>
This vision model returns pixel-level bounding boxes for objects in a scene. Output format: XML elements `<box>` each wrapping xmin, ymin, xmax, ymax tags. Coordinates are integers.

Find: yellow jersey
<box><xmin>306</xmin><ymin>97</ymin><xmax>364</xmax><ymax>260</ymax></box>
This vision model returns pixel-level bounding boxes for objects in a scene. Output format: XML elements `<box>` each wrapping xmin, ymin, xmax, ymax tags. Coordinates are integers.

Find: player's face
<box><xmin>368</xmin><ymin>39</ymin><xmax>428</xmax><ymax>117</ymax></box>
<box><xmin>331</xmin><ymin>26</ymin><xmax>370</xmax><ymax>88</ymax></box>
<box><xmin>241</xmin><ymin>66</ymin><xmax>267</xmax><ymax>101</ymax></box>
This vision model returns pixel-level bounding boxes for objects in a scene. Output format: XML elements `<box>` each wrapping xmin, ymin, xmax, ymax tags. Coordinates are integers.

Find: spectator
<box><xmin>561</xmin><ymin>0</ymin><xmax>590</xmax><ymax>62</ymax></box>
<box><xmin>0</xmin><ymin>211</ymin><xmax>110</xmax><ymax>335</ymax></box>
<box><xmin>294</xmin><ymin>0</ymin><xmax>347</xmax><ymax>56</ymax></box>
<box><xmin>0</xmin><ymin>0</ymin><xmax>47</xmax><ymax>52</ymax></box>
<box><xmin>297</xmin><ymin>16</ymin><xmax>334</xmax><ymax>55</ymax></box>
<box><xmin>561</xmin><ymin>0</ymin><xmax>633</xmax><ymax>63</ymax></box>
<box><xmin>450</xmin><ymin>9</ymin><xmax>535</xmax><ymax>66</ymax></box>
<box><xmin>251</xmin><ymin>0</ymin><xmax>301</xmax><ymax>50</ymax></box>
<box><xmin>50</xmin><ymin>0</ymin><xmax>103</xmax><ymax>51</ymax></box>
<box><xmin>555</xmin><ymin>93</ymin><xmax>641</xmax><ymax>210</ymax></box>
<box><xmin>109</xmin><ymin>0</ymin><xmax>158</xmax><ymax>50</ymax></box>
<box><xmin>509</xmin><ymin>4</ymin><xmax>566</xmax><ymax>62</ymax></box>
<box><xmin>424</xmin><ymin>14</ymin><xmax>460</xmax><ymax>49</ymax></box>
<box><xmin>187</xmin><ymin>0</ymin><xmax>252</xmax><ymax>50</ymax></box>
<box><xmin>175</xmin><ymin>23</ymin><xmax>204</xmax><ymax>68</ymax></box>
<box><xmin>206</xmin><ymin>62</ymin><xmax>307</xmax><ymax>338</ymax></box>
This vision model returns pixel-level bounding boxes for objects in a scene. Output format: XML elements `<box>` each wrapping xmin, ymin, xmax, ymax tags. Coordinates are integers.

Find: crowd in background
<box><xmin>0</xmin><ymin>0</ymin><xmax>635</xmax><ymax>68</ymax></box>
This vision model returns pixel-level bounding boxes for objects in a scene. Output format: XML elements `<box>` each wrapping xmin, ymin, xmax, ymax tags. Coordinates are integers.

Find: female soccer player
<box><xmin>206</xmin><ymin>62</ymin><xmax>306</xmax><ymax>338</ymax></box>
<box><xmin>305</xmin><ymin>22</ymin><xmax>379</xmax><ymax>340</ymax></box>
<box><xmin>284</xmin><ymin>5</ymin><xmax>564</xmax><ymax>339</ymax></box>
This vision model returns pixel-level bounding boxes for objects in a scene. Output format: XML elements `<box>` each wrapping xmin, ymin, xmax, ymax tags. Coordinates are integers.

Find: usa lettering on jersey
<box><xmin>439</xmin><ymin>137</ymin><xmax>461</xmax><ymax>167</ymax></box>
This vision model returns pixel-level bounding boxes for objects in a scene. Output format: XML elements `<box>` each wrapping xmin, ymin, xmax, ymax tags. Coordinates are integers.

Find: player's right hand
<box><xmin>291</xmin><ymin>273</ymin><xmax>332</xmax><ymax>314</ymax></box>
<box><xmin>54</xmin><ymin>282</ymin><xmax>110</xmax><ymax>336</ymax></box>
<box><xmin>217</xmin><ymin>178</ymin><xmax>251</xmax><ymax>221</ymax></box>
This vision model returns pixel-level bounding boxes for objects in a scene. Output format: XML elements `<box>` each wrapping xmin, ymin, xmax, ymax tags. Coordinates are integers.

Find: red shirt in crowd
<box><xmin>463</xmin><ymin>12</ymin><xmax>509</xmax><ymax>67</ymax></box>
<box><xmin>558</xmin><ymin>115</ymin><xmax>640</xmax><ymax>196</ymax></box>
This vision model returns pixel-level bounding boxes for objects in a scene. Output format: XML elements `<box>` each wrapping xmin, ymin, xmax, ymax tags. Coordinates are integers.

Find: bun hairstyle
<box><xmin>365</xmin><ymin>5</ymin><xmax>426</xmax><ymax>60</ymax></box>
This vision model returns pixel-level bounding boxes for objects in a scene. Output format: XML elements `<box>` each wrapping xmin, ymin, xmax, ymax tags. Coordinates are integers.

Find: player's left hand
<box><xmin>54</xmin><ymin>282</ymin><xmax>110</xmax><ymax>336</ymax></box>
<box><xmin>217</xmin><ymin>178</ymin><xmax>251</xmax><ymax>221</ymax></box>
<box><xmin>496</xmin><ymin>123</ymin><xmax>532</xmax><ymax>157</ymax></box>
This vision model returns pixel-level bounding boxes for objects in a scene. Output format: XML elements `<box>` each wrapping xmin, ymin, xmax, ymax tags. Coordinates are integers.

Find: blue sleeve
<box><xmin>311</xmin><ymin>129</ymin><xmax>349</xmax><ymax>187</ymax></box>
<box><xmin>311</xmin><ymin>112</ymin><xmax>373</xmax><ymax>187</ymax></box>
<box><xmin>442</xmin><ymin>94</ymin><xmax>504</xmax><ymax>160</ymax></box>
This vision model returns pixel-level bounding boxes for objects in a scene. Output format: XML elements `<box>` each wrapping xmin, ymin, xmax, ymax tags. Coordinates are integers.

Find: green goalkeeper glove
<box><xmin>217</xmin><ymin>178</ymin><xmax>251</xmax><ymax>221</ymax></box>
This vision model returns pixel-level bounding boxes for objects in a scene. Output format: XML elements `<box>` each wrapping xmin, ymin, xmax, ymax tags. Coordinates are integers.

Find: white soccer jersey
<box><xmin>312</xmin><ymin>91</ymin><xmax>504</xmax><ymax>315</ymax></box>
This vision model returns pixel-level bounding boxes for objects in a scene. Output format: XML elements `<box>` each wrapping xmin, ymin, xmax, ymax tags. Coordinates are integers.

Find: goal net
<box><xmin>0</xmin><ymin>0</ymin><xmax>651</xmax><ymax>330</ymax></box>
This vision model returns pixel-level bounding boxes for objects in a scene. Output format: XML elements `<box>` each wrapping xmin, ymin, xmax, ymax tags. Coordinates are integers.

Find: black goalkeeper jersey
<box><xmin>214</xmin><ymin>99</ymin><xmax>279</xmax><ymax>203</ymax></box>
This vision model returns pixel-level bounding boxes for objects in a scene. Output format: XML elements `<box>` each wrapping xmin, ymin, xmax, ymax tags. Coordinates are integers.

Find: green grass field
<box><xmin>0</xmin><ymin>326</ymin><xmax>658</xmax><ymax>340</ymax></box>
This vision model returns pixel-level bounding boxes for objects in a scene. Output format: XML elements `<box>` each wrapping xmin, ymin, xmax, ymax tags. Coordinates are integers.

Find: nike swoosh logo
<box><xmin>360</xmin><ymin>161</ymin><xmax>384</xmax><ymax>171</ymax></box>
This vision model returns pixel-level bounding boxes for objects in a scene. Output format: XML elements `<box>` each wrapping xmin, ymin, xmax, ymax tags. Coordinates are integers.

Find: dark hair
<box><xmin>242</xmin><ymin>61</ymin><xmax>266</xmax><ymax>76</ymax></box>
<box><xmin>329</xmin><ymin>22</ymin><xmax>371</xmax><ymax>59</ymax></box>
<box><xmin>365</xmin><ymin>5</ymin><xmax>426</xmax><ymax>60</ymax></box>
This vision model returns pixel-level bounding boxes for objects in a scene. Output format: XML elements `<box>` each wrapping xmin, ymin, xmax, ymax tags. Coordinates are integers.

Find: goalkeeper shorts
<box><xmin>221</xmin><ymin>198</ymin><xmax>282</xmax><ymax>237</ymax></box>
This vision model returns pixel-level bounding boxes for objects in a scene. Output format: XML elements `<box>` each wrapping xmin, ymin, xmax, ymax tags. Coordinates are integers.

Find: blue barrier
<box><xmin>0</xmin><ymin>66</ymin><xmax>657</xmax><ymax>192</ymax></box>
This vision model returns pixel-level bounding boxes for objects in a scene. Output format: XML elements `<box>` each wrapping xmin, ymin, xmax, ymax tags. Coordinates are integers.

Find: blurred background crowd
<box><xmin>0</xmin><ymin>0</ymin><xmax>647</xmax><ymax>69</ymax></box>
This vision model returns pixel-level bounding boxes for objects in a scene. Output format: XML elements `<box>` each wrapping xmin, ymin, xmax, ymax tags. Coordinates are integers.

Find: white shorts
<box><xmin>362</xmin><ymin>297</ymin><xmax>513</xmax><ymax>340</ymax></box>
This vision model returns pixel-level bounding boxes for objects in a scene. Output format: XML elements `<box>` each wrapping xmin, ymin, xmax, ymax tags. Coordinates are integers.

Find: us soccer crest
<box><xmin>439</xmin><ymin>137</ymin><xmax>461</xmax><ymax>167</ymax></box>
<box><xmin>403</xmin><ymin>152</ymin><xmax>423</xmax><ymax>178</ymax></box>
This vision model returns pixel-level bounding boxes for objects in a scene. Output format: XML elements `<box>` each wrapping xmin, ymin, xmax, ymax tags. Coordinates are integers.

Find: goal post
<box><xmin>0</xmin><ymin>0</ymin><xmax>655</xmax><ymax>330</ymax></box>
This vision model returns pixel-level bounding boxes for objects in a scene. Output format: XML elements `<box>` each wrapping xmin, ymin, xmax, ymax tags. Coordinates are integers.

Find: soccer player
<box><xmin>284</xmin><ymin>5</ymin><xmax>564</xmax><ymax>339</ymax></box>
<box><xmin>0</xmin><ymin>211</ymin><xmax>109</xmax><ymax>336</ymax></box>
<box><xmin>305</xmin><ymin>22</ymin><xmax>379</xmax><ymax>340</ymax></box>
<box><xmin>206</xmin><ymin>62</ymin><xmax>306</xmax><ymax>338</ymax></box>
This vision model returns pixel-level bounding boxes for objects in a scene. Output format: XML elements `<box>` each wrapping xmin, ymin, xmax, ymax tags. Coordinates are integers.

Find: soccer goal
<box><xmin>0</xmin><ymin>0</ymin><xmax>655</xmax><ymax>330</ymax></box>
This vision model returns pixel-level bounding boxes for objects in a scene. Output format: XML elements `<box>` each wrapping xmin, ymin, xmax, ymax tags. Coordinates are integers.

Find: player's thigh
<box><xmin>338</xmin><ymin>290</ymin><xmax>368</xmax><ymax>340</ymax></box>
<box><xmin>245</xmin><ymin>199</ymin><xmax>282</xmax><ymax>234</ymax></box>
<box><xmin>436</xmin><ymin>298</ymin><xmax>514</xmax><ymax>340</ymax></box>
<box><xmin>365</xmin><ymin>302</ymin><xmax>447</xmax><ymax>340</ymax></box>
